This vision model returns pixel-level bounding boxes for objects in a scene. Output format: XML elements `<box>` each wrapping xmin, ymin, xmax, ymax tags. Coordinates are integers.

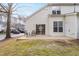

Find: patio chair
<box><xmin>25</xmin><ymin>31</ymin><xmax>28</xmax><ymax>37</ymax></box>
<box><xmin>31</xmin><ymin>30</ymin><xmax>36</xmax><ymax>36</ymax></box>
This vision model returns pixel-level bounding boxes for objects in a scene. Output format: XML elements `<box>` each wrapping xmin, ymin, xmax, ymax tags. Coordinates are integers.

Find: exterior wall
<box><xmin>61</xmin><ymin>5</ymin><xmax>79</xmax><ymax>14</ymax></box>
<box><xmin>61</xmin><ymin>5</ymin><xmax>74</xmax><ymax>14</ymax></box>
<box><xmin>77</xmin><ymin>14</ymin><xmax>79</xmax><ymax>39</ymax></box>
<box><xmin>25</xmin><ymin>7</ymin><xmax>48</xmax><ymax>35</ymax></box>
<box><xmin>25</xmin><ymin>4</ymin><xmax>79</xmax><ymax>39</ymax></box>
<box><xmin>48</xmin><ymin>6</ymin><xmax>52</xmax><ymax>15</ymax></box>
<box><xmin>48</xmin><ymin>4</ymin><xmax>79</xmax><ymax>15</ymax></box>
<box><xmin>64</xmin><ymin>13</ymin><xmax>77</xmax><ymax>39</ymax></box>
<box><xmin>48</xmin><ymin>16</ymin><xmax>65</xmax><ymax>36</ymax></box>
<box><xmin>75</xmin><ymin>5</ymin><xmax>79</xmax><ymax>12</ymax></box>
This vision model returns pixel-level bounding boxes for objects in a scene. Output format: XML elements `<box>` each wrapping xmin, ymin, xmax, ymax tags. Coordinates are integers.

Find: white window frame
<box><xmin>53</xmin><ymin>21</ymin><xmax>63</xmax><ymax>32</ymax></box>
<box><xmin>52</xmin><ymin>10</ymin><xmax>61</xmax><ymax>15</ymax></box>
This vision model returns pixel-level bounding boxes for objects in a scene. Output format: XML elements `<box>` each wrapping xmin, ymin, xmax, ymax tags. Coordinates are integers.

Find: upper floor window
<box><xmin>52</xmin><ymin>10</ymin><xmax>61</xmax><ymax>15</ymax></box>
<box><xmin>52</xmin><ymin>6</ymin><xmax>61</xmax><ymax>15</ymax></box>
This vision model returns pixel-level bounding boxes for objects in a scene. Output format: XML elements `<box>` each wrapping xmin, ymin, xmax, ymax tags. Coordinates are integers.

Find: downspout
<box><xmin>47</xmin><ymin>5</ymin><xmax>50</xmax><ymax>36</ymax></box>
<box><xmin>64</xmin><ymin>15</ymin><xmax>66</xmax><ymax>36</ymax></box>
<box><xmin>73</xmin><ymin>3</ymin><xmax>79</xmax><ymax>39</ymax></box>
<box><xmin>74</xmin><ymin>3</ymin><xmax>76</xmax><ymax>13</ymax></box>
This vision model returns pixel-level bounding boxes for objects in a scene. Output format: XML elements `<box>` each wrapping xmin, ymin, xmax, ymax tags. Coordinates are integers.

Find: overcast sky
<box><xmin>13</xmin><ymin>3</ymin><xmax>46</xmax><ymax>17</ymax></box>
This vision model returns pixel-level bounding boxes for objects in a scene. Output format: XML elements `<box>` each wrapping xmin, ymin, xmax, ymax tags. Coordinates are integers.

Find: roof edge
<box><xmin>48</xmin><ymin>3</ymin><xmax>79</xmax><ymax>6</ymax></box>
<box><xmin>26</xmin><ymin>4</ymin><xmax>48</xmax><ymax>20</ymax></box>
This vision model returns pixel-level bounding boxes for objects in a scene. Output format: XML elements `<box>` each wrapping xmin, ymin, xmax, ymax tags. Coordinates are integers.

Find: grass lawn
<box><xmin>0</xmin><ymin>38</ymin><xmax>79</xmax><ymax>56</ymax></box>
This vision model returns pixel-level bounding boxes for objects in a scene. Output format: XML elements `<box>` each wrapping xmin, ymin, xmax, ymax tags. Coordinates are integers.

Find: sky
<box><xmin>13</xmin><ymin>3</ymin><xmax>46</xmax><ymax>17</ymax></box>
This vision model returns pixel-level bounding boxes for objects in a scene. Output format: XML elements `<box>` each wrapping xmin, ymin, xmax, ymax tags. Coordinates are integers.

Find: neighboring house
<box><xmin>0</xmin><ymin>25</ymin><xmax>2</xmax><ymax>31</ymax></box>
<box><xmin>0</xmin><ymin>6</ymin><xmax>26</xmax><ymax>32</ymax></box>
<box><xmin>0</xmin><ymin>13</ymin><xmax>26</xmax><ymax>31</ymax></box>
<box><xmin>25</xmin><ymin>3</ymin><xmax>79</xmax><ymax>39</ymax></box>
<box><xmin>12</xmin><ymin>16</ymin><xmax>26</xmax><ymax>30</ymax></box>
<box><xmin>0</xmin><ymin>13</ymin><xmax>7</xmax><ymax>32</ymax></box>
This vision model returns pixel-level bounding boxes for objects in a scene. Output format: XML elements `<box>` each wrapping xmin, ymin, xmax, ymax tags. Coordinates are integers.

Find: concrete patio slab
<box><xmin>17</xmin><ymin>35</ymin><xmax>74</xmax><ymax>40</ymax></box>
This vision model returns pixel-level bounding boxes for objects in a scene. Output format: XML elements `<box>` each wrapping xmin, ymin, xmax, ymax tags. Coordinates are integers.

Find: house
<box><xmin>0</xmin><ymin>13</ymin><xmax>26</xmax><ymax>32</ymax></box>
<box><xmin>0</xmin><ymin>13</ymin><xmax>7</xmax><ymax>32</ymax></box>
<box><xmin>11</xmin><ymin>16</ymin><xmax>26</xmax><ymax>30</ymax></box>
<box><xmin>25</xmin><ymin>3</ymin><xmax>79</xmax><ymax>39</ymax></box>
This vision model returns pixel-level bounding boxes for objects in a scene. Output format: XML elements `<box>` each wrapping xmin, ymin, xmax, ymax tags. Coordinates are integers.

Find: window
<box><xmin>57</xmin><ymin>10</ymin><xmax>61</xmax><ymax>14</ymax></box>
<box><xmin>36</xmin><ymin>24</ymin><xmax>45</xmax><ymax>35</ymax></box>
<box><xmin>52</xmin><ymin>10</ymin><xmax>61</xmax><ymax>15</ymax></box>
<box><xmin>53</xmin><ymin>22</ymin><xmax>57</xmax><ymax>32</ymax></box>
<box><xmin>52</xmin><ymin>10</ymin><xmax>56</xmax><ymax>14</ymax></box>
<box><xmin>53</xmin><ymin>21</ymin><xmax>63</xmax><ymax>32</ymax></box>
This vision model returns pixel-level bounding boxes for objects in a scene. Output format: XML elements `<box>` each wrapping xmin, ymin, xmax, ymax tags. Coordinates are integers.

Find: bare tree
<box><xmin>0</xmin><ymin>3</ymin><xmax>17</xmax><ymax>39</ymax></box>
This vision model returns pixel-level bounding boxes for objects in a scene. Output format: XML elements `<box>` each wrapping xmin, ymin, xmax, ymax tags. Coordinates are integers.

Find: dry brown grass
<box><xmin>0</xmin><ymin>38</ymin><xmax>79</xmax><ymax>56</ymax></box>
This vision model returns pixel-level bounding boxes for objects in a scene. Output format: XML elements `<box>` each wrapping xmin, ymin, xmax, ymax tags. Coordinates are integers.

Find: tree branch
<box><xmin>0</xmin><ymin>10</ymin><xmax>7</xmax><ymax>13</ymax></box>
<box><xmin>0</xmin><ymin>4</ymin><xmax>8</xmax><ymax>12</ymax></box>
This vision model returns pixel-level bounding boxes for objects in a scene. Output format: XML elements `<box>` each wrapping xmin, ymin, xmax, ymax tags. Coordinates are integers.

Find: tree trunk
<box><xmin>5</xmin><ymin>11</ymin><xmax>11</xmax><ymax>39</ymax></box>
